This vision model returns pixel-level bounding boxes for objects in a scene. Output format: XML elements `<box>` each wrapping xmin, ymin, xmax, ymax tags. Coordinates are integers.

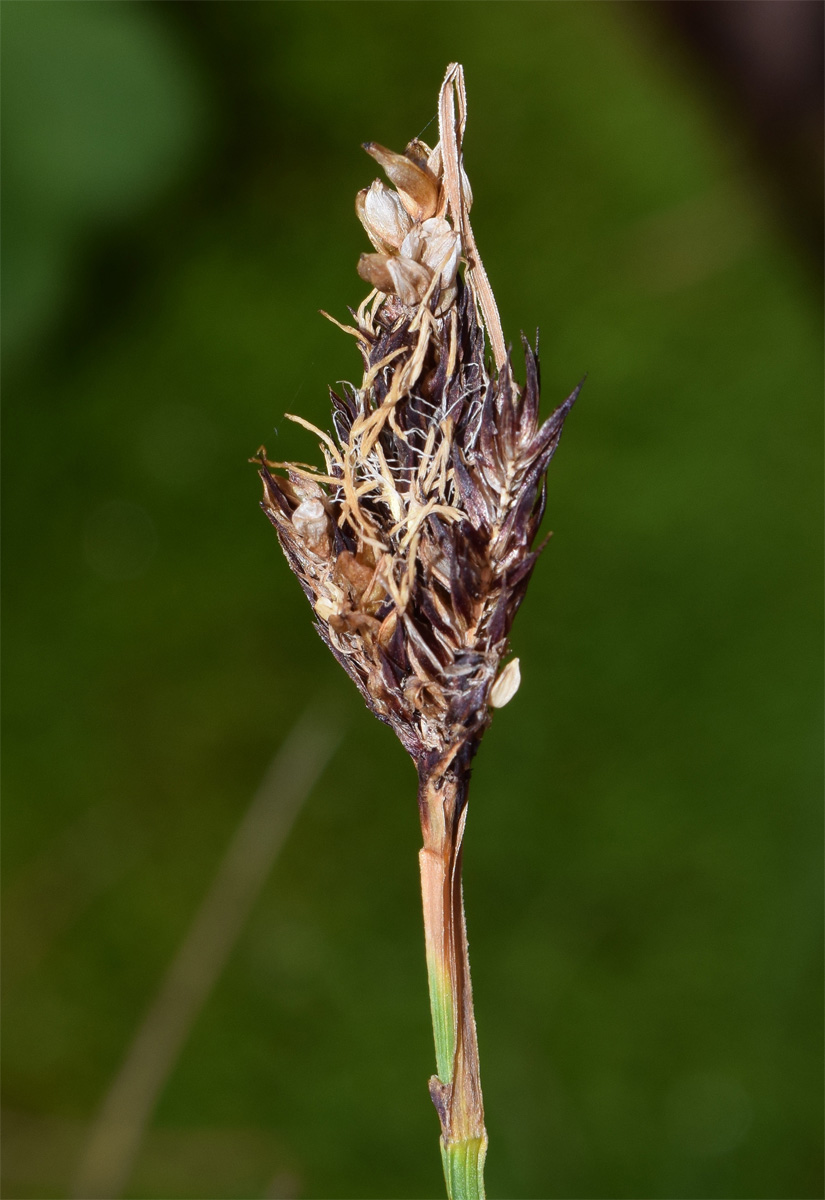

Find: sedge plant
<box><xmin>255</xmin><ymin>63</ymin><xmax>581</xmax><ymax>1200</ymax></box>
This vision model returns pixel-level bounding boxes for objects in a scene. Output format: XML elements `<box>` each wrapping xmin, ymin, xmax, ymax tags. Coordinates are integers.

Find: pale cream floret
<box><xmin>356</xmin><ymin>214</ymin><xmax>461</xmax><ymax>310</ymax></box>
<box><xmin>489</xmin><ymin>657</ymin><xmax>521</xmax><ymax>708</ymax></box>
<box><xmin>385</xmin><ymin>255</ymin><xmax>433</xmax><ymax>306</ymax></box>
<box><xmin>292</xmin><ymin>498</ymin><xmax>330</xmax><ymax>552</ymax></box>
<box><xmin>401</xmin><ymin>217</ymin><xmax>460</xmax><ymax>291</ymax></box>
<box><xmin>357</xmin><ymin>180</ymin><xmax>414</xmax><ymax>253</ymax></box>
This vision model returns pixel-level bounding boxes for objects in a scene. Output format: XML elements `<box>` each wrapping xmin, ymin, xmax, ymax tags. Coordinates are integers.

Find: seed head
<box><xmin>257</xmin><ymin>64</ymin><xmax>581</xmax><ymax>773</ymax></box>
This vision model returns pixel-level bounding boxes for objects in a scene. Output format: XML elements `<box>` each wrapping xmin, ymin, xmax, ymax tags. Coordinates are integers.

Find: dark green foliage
<box><xmin>2</xmin><ymin>3</ymin><xmax>822</xmax><ymax>1198</ymax></box>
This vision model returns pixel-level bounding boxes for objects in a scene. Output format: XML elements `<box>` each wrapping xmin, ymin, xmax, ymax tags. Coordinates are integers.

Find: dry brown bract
<box><xmin>257</xmin><ymin>64</ymin><xmax>580</xmax><ymax>779</ymax></box>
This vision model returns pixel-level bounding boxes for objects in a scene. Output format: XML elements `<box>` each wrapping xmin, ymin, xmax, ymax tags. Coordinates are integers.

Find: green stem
<box><xmin>441</xmin><ymin>1137</ymin><xmax>488</xmax><ymax>1200</ymax></box>
<box><xmin>418</xmin><ymin>762</ymin><xmax>487</xmax><ymax>1200</ymax></box>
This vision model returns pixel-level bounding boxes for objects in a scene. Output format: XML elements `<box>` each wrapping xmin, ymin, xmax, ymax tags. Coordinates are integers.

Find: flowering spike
<box><xmin>256</xmin><ymin>63</ymin><xmax>582</xmax><ymax>1200</ymax></box>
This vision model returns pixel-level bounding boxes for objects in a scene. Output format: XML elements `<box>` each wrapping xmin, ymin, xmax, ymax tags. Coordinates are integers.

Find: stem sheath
<box><xmin>418</xmin><ymin>760</ymin><xmax>487</xmax><ymax>1199</ymax></box>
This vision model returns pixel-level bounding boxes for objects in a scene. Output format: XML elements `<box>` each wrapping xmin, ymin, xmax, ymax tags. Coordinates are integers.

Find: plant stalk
<box><xmin>418</xmin><ymin>758</ymin><xmax>487</xmax><ymax>1200</ymax></box>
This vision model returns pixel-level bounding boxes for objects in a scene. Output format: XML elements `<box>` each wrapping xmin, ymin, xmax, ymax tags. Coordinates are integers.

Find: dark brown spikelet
<box><xmin>256</xmin><ymin>64</ymin><xmax>581</xmax><ymax>776</ymax></box>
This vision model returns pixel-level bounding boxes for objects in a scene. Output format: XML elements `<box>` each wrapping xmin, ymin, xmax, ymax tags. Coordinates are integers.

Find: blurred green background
<box><xmin>2</xmin><ymin>3</ymin><xmax>822</xmax><ymax>1198</ymax></box>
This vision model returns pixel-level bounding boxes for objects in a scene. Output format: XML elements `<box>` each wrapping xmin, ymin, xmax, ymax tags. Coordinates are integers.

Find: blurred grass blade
<box><xmin>72</xmin><ymin>702</ymin><xmax>343</xmax><ymax>1200</ymax></box>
